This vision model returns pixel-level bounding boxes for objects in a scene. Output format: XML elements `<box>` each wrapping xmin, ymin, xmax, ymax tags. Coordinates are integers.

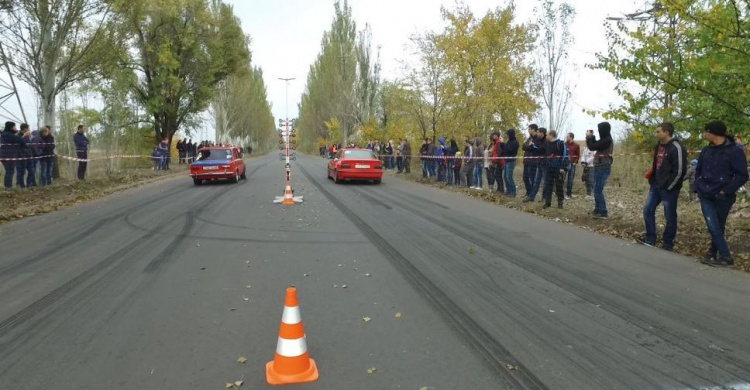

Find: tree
<box><xmin>115</xmin><ymin>0</ymin><xmax>250</xmax><ymax>146</ymax></box>
<box><xmin>534</xmin><ymin>0</ymin><xmax>576</xmax><ymax>134</ymax></box>
<box><xmin>402</xmin><ymin>32</ymin><xmax>449</xmax><ymax>141</ymax></box>
<box><xmin>434</xmin><ymin>4</ymin><xmax>538</xmax><ymax>138</ymax></box>
<box><xmin>593</xmin><ymin>0</ymin><xmax>749</xmax><ymax>149</ymax></box>
<box><xmin>297</xmin><ymin>0</ymin><xmax>380</xmax><ymax>151</ymax></box>
<box><xmin>0</xmin><ymin>0</ymin><xmax>117</xmax><ymax>128</ymax></box>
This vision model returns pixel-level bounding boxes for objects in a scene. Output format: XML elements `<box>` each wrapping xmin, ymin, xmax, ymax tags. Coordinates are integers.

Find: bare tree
<box><xmin>0</xmin><ymin>0</ymin><xmax>114</xmax><ymax>129</ymax></box>
<box><xmin>534</xmin><ymin>0</ymin><xmax>576</xmax><ymax>133</ymax></box>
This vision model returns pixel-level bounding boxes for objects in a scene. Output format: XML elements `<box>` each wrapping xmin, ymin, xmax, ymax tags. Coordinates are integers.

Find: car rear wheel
<box><xmin>234</xmin><ymin>170</ymin><xmax>240</xmax><ymax>183</ymax></box>
<box><xmin>334</xmin><ymin>170</ymin><xmax>342</xmax><ymax>184</ymax></box>
<box><xmin>240</xmin><ymin>170</ymin><xmax>247</xmax><ymax>180</ymax></box>
<box><xmin>193</xmin><ymin>178</ymin><xmax>202</xmax><ymax>186</ymax></box>
<box><xmin>373</xmin><ymin>179</ymin><xmax>381</xmax><ymax>184</ymax></box>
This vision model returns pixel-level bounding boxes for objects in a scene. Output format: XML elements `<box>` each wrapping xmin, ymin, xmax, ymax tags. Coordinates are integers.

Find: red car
<box><xmin>327</xmin><ymin>148</ymin><xmax>383</xmax><ymax>184</ymax></box>
<box><xmin>189</xmin><ymin>147</ymin><xmax>246</xmax><ymax>185</ymax></box>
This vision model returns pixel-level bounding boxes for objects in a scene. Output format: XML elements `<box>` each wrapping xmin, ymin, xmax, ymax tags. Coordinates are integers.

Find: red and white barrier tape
<box><xmin>0</xmin><ymin>154</ymin><xmax>147</xmax><ymax>162</ymax></box>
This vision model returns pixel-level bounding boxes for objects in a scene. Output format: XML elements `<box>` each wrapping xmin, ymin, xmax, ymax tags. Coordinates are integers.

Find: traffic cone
<box><xmin>281</xmin><ymin>182</ymin><xmax>295</xmax><ymax>206</ymax></box>
<box><xmin>266</xmin><ymin>287</ymin><xmax>319</xmax><ymax>385</ymax></box>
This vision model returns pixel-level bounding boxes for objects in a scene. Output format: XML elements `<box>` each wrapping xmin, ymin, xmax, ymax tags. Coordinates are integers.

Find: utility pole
<box><xmin>0</xmin><ymin>41</ymin><xmax>27</xmax><ymax>124</ymax></box>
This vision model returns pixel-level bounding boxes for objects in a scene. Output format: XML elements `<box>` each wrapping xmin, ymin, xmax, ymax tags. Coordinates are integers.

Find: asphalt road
<box><xmin>1</xmin><ymin>153</ymin><xmax>749</xmax><ymax>390</ymax></box>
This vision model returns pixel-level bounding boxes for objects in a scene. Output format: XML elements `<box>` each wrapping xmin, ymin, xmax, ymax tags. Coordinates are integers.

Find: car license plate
<box><xmin>203</xmin><ymin>166</ymin><xmax>218</xmax><ymax>171</ymax></box>
<box><xmin>355</xmin><ymin>164</ymin><xmax>369</xmax><ymax>169</ymax></box>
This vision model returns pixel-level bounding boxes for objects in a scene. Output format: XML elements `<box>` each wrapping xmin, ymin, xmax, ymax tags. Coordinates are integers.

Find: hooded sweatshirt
<box><xmin>586</xmin><ymin>122</ymin><xmax>614</xmax><ymax>167</ymax></box>
<box><xmin>695</xmin><ymin>136</ymin><xmax>749</xmax><ymax>197</ymax></box>
<box><xmin>649</xmin><ymin>137</ymin><xmax>687</xmax><ymax>192</ymax></box>
<box><xmin>504</xmin><ymin>130</ymin><xmax>519</xmax><ymax>161</ymax></box>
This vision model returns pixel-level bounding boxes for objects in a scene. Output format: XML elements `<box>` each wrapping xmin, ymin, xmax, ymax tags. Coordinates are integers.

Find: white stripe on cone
<box><xmin>276</xmin><ymin>336</ymin><xmax>308</xmax><ymax>357</ymax></box>
<box><xmin>281</xmin><ymin>305</ymin><xmax>301</xmax><ymax>324</ymax></box>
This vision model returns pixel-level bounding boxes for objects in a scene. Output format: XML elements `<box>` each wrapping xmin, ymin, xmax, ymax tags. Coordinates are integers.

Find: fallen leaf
<box><xmin>367</xmin><ymin>367</ymin><xmax>377</xmax><ymax>375</ymax></box>
<box><xmin>506</xmin><ymin>364</ymin><xmax>519</xmax><ymax>371</ymax></box>
<box><xmin>341</xmin><ymin>285</ymin><xmax>348</xmax><ymax>289</ymax></box>
<box><xmin>245</xmin><ymin>285</ymin><xmax>252</xmax><ymax>289</ymax></box>
<box><xmin>395</xmin><ymin>312</ymin><xmax>402</xmax><ymax>318</ymax></box>
<box><xmin>364</xmin><ymin>273</ymin><xmax>371</xmax><ymax>277</ymax></box>
<box><xmin>226</xmin><ymin>383</ymin><xmax>234</xmax><ymax>389</ymax></box>
<box><xmin>469</xmin><ymin>247</ymin><xmax>477</xmax><ymax>254</ymax></box>
<box><xmin>237</xmin><ymin>356</ymin><xmax>247</xmax><ymax>364</ymax></box>
<box><xmin>363</xmin><ymin>316</ymin><xmax>371</xmax><ymax>322</ymax></box>
<box><xmin>234</xmin><ymin>380</ymin><xmax>243</xmax><ymax>387</ymax></box>
<box><xmin>243</xmin><ymin>296</ymin><xmax>249</xmax><ymax>301</ymax></box>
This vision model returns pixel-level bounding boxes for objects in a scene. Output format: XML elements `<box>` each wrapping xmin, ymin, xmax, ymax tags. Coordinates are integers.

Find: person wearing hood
<box><xmin>1</xmin><ymin>121</ymin><xmax>28</xmax><ymax>189</ymax></box>
<box><xmin>695</xmin><ymin>121</ymin><xmax>748</xmax><ymax>267</ymax></box>
<box><xmin>586</xmin><ymin>122</ymin><xmax>614</xmax><ymax>219</ymax></box>
<box><xmin>445</xmin><ymin>138</ymin><xmax>458</xmax><ymax>185</ymax></box>
<box><xmin>437</xmin><ymin>137</ymin><xmax>447</xmax><ymax>182</ymax></box>
<box><xmin>426</xmin><ymin>138</ymin><xmax>438</xmax><ymax>178</ymax></box>
<box><xmin>503</xmin><ymin>129</ymin><xmax>519</xmax><ymax>197</ymax></box>
<box><xmin>636</xmin><ymin>122</ymin><xmax>687</xmax><ymax>251</ymax></box>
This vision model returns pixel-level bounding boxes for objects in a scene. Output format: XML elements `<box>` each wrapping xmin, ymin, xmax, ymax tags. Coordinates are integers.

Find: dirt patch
<box><xmin>389</xmin><ymin>170</ymin><xmax>750</xmax><ymax>273</ymax></box>
<box><xmin>0</xmin><ymin>168</ymin><xmax>187</xmax><ymax>226</ymax></box>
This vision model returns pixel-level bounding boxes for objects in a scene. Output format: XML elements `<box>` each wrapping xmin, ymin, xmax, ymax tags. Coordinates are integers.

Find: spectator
<box><xmin>524</xmin><ymin>127</ymin><xmax>547</xmax><ymax>202</ymax></box>
<box><xmin>636</xmin><ymin>122</ymin><xmax>687</xmax><ymax>251</ymax></box>
<box><xmin>396</xmin><ymin>140</ymin><xmax>404</xmax><ymax>173</ymax></box>
<box><xmin>74</xmin><ymin>125</ymin><xmax>89</xmax><ymax>180</ymax></box>
<box><xmin>696</xmin><ymin>121</ymin><xmax>748</xmax><ymax>267</ymax></box>
<box><xmin>586</xmin><ymin>122</ymin><xmax>614</xmax><ymax>219</ymax></box>
<box><xmin>427</xmin><ymin>138</ymin><xmax>438</xmax><ymax>178</ymax></box>
<box><xmin>542</xmin><ymin>130</ymin><xmax>568</xmax><ymax>209</ymax></box>
<box><xmin>462</xmin><ymin>138</ymin><xmax>476</xmax><ymax>188</ymax></box>
<box><xmin>1</xmin><ymin>121</ymin><xmax>28</xmax><ymax>190</ymax></box>
<box><xmin>403</xmin><ymin>139</ymin><xmax>412</xmax><ymax>174</ymax></box>
<box><xmin>388</xmin><ymin>140</ymin><xmax>396</xmax><ymax>169</ymax></box>
<box><xmin>39</xmin><ymin>126</ymin><xmax>55</xmax><ymax>186</ymax></box>
<box><xmin>17</xmin><ymin>124</ymin><xmax>33</xmax><ymax>188</ymax></box>
<box><xmin>437</xmin><ymin>137</ymin><xmax>447</xmax><ymax>182</ymax></box>
<box><xmin>565</xmin><ymin>132</ymin><xmax>580</xmax><ymax>199</ymax></box>
<box><xmin>684</xmin><ymin>159</ymin><xmax>698</xmax><ymax>202</ymax></box>
<box><xmin>384</xmin><ymin>141</ymin><xmax>394</xmax><ymax>169</ymax></box>
<box><xmin>522</xmin><ymin>124</ymin><xmax>539</xmax><ymax>198</ymax></box>
<box><xmin>453</xmin><ymin>151</ymin><xmax>463</xmax><ymax>186</ymax></box>
<box><xmin>419</xmin><ymin>139</ymin><xmax>429</xmax><ymax>178</ymax></box>
<box><xmin>157</xmin><ymin>138</ymin><xmax>169</xmax><ymax>170</ymax></box>
<box><xmin>27</xmin><ymin>127</ymin><xmax>45</xmax><ymax>188</ymax></box>
<box><xmin>581</xmin><ymin>131</ymin><xmax>596</xmax><ymax>199</ymax></box>
<box><xmin>504</xmin><ymin>129</ymin><xmax>519</xmax><ymax>197</ymax></box>
<box><xmin>472</xmin><ymin>136</ymin><xmax>484</xmax><ymax>190</ymax></box>
<box><xmin>483</xmin><ymin>139</ymin><xmax>494</xmax><ymax>191</ymax></box>
<box><xmin>446</xmin><ymin>138</ymin><xmax>458</xmax><ymax>185</ymax></box>
<box><xmin>151</xmin><ymin>147</ymin><xmax>160</xmax><ymax>170</ymax></box>
<box><xmin>489</xmin><ymin>132</ymin><xmax>504</xmax><ymax>194</ymax></box>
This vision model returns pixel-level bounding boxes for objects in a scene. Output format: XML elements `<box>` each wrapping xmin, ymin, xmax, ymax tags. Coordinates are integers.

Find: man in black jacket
<box><xmin>636</xmin><ymin>123</ymin><xmax>687</xmax><ymax>251</ymax></box>
<box><xmin>541</xmin><ymin>130</ymin><xmax>569</xmax><ymax>209</ymax></box>
<box><xmin>586</xmin><ymin>122</ymin><xmax>614</xmax><ymax>219</ymax></box>
<box><xmin>522</xmin><ymin>124</ymin><xmax>538</xmax><ymax>198</ymax></box>
<box><xmin>503</xmin><ymin>129</ymin><xmax>519</xmax><ymax>197</ymax></box>
<box><xmin>1</xmin><ymin>121</ymin><xmax>28</xmax><ymax>190</ymax></box>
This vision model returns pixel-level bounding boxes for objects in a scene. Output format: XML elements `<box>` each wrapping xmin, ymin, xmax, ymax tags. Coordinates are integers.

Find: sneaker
<box><xmin>543</xmin><ymin>203</ymin><xmax>552</xmax><ymax>209</ymax></box>
<box><xmin>701</xmin><ymin>252</ymin><xmax>717</xmax><ymax>263</ymax></box>
<box><xmin>585</xmin><ymin>195</ymin><xmax>594</xmax><ymax>200</ymax></box>
<box><xmin>565</xmin><ymin>196</ymin><xmax>572</xmax><ymax>200</ymax></box>
<box><xmin>522</xmin><ymin>197</ymin><xmax>534</xmax><ymax>203</ymax></box>
<box><xmin>590</xmin><ymin>211</ymin><xmax>608</xmax><ymax>220</ymax></box>
<box><xmin>703</xmin><ymin>256</ymin><xmax>734</xmax><ymax>268</ymax></box>
<box><xmin>635</xmin><ymin>237</ymin><xmax>655</xmax><ymax>247</ymax></box>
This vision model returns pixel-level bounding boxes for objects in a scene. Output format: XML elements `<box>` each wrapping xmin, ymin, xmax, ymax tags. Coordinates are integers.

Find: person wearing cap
<box><xmin>695</xmin><ymin>120</ymin><xmax>748</xmax><ymax>267</ymax></box>
<box><xmin>1</xmin><ymin>121</ymin><xmax>28</xmax><ymax>190</ymax></box>
<box><xmin>503</xmin><ymin>129</ymin><xmax>519</xmax><ymax>197</ymax></box>
<box><xmin>636</xmin><ymin>122</ymin><xmax>687</xmax><ymax>251</ymax></box>
<box><xmin>586</xmin><ymin>122</ymin><xmax>614</xmax><ymax>219</ymax></box>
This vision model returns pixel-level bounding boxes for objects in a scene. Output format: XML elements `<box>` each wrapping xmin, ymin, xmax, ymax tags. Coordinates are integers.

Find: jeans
<box><xmin>582</xmin><ymin>165</ymin><xmax>593</xmax><ymax>195</ymax></box>
<box><xmin>26</xmin><ymin>159</ymin><xmax>37</xmax><ymax>187</ymax></box>
<box><xmin>389</xmin><ymin>156</ymin><xmax>395</xmax><ymax>170</ymax></box>
<box><xmin>16</xmin><ymin>159</ymin><xmax>27</xmax><ymax>188</ymax></box>
<box><xmin>463</xmin><ymin>164</ymin><xmax>475</xmax><ymax>187</ymax></box>
<box><xmin>486</xmin><ymin>166</ymin><xmax>496</xmax><ymax>188</ymax></box>
<box><xmin>454</xmin><ymin>168</ymin><xmax>461</xmax><ymax>185</ymax></box>
<box><xmin>422</xmin><ymin>160</ymin><xmax>428</xmax><ymax>177</ymax></box>
<box><xmin>593</xmin><ymin>166</ymin><xmax>611</xmax><ymax>216</ymax></box>
<box><xmin>565</xmin><ymin>164</ymin><xmax>577</xmax><ymax>196</ymax></box>
<box><xmin>491</xmin><ymin>165</ymin><xmax>504</xmax><ymax>193</ymax></box>
<box><xmin>643</xmin><ymin>186</ymin><xmax>680</xmax><ymax>249</ymax></box>
<box><xmin>446</xmin><ymin>160</ymin><xmax>454</xmax><ymax>185</ymax></box>
<box><xmin>699</xmin><ymin>193</ymin><xmax>736</xmax><ymax>258</ymax></box>
<box><xmin>523</xmin><ymin>163</ymin><xmax>537</xmax><ymax>197</ymax></box>
<box><xmin>2</xmin><ymin>161</ymin><xmax>14</xmax><ymax>189</ymax></box>
<box><xmin>77</xmin><ymin>151</ymin><xmax>88</xmax><ymax>180</ymax></box>
<box><xmin>396</xmin><ymin>156</ymin><xmax>404</xmax><ymax>172</ymax></box>
<box><xmin>438</xmin><ymin>162</ymin><xmax>446</xmax><ymax>182</ymax></box>
<box><xmin>542</xmin><ymin>169</ymin><xmax>565</xmax><ymax>205</ymax></box>
<box><xmin>474</xmin><ymin>162</ymin><xmax>484</xmax><ymax>188</ymax></box>
<box><xmin>40</xmin><ymin>159</ymin><xmax>53</xmax><ymax>186</ymax></box>
<box><xmin>528</xmin><ymin>164</ymin><xmax>545</xmax><ymax>200</ymax></box>
<box><xmin>504</xmin><ymin>160</ymin><xmax>517</xmax><ymax>196</ymax></box>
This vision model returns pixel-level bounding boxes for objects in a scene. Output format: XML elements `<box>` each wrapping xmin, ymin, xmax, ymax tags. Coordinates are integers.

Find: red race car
<box><xmin>189</xmin><ymin>147</ymin><xmax>246</xmax><ymax>185</ymax></box>
<box><xmin>327</xmin><ymin>148</ymin><xmax>383</xmax><ymax>184</ymax></box>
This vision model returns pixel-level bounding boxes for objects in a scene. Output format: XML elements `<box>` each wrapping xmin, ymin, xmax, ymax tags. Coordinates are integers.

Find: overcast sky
<box><xmin>2</xmin><ymin>0</ymin><xmax>645</xmax><ymax>139</ymax></box>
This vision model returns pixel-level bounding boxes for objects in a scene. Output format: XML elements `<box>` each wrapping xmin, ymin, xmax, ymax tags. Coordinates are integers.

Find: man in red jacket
<box><xmin>565</xmin><ymin>132</ymin><xmax>580</xmax><ymax>199</ymax></box>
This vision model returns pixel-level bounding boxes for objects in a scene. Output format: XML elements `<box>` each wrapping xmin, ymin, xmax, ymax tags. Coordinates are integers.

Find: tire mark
<box><xmin>366</xmin><ymin>183</ymin><xmax>750</xmax><ymax>385</ymax></box>
<box><xmin>298</xmin><ymin>163</ymin><xmax>550</xmax><ymax>390</ymax></box>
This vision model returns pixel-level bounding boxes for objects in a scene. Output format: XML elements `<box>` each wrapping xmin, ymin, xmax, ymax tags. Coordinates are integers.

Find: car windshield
<box><xmin>198</xmin><ymin>149</ymin><xmax>232</xmax><ymax>161</ymax></box>
<box><xmin>343</xmin><ymin>150</ymin><xmax>376</xmax><ymax>159</ymax></box>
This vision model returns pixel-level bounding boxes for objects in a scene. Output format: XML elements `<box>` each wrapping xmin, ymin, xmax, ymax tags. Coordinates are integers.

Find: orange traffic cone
<box><xmin>266</xmin><ymin>287</ymin><xmax>319</xmax><ymax>385</ymax></box>
<box><xmin>281</xmin><ymin>182</ymin><xmax>295</xmax><ymax>206</ymax></box>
